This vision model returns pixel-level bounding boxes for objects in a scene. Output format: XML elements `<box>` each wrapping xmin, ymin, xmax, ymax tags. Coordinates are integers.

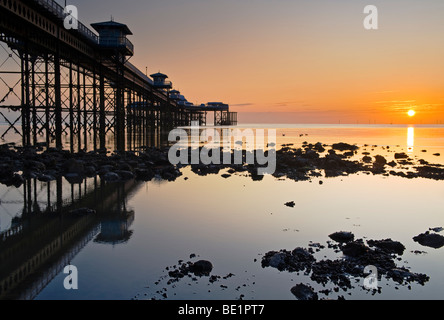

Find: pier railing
<box><xmin>33</xmin><ymin>0</ymin><xmax>99</xmax><ymax>43</ymax></box>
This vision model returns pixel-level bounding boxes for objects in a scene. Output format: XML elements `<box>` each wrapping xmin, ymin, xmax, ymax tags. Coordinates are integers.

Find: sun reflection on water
<box><xmin>407</xmin><ymin>127</ymin><xmax>414</xmax><ymax>153</ymax></box>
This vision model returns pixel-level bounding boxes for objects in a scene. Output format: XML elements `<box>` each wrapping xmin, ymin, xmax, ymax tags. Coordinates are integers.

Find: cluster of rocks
<box><xmin>141</xmin><ymin>255</ymin><xmax>249</xmax><ymax>300</ymax></box>
<box><xmin>261</xmin><ymin>231</ymin><xmax>431</xmax><ymax>300</ymax></box>
<box><xmin>167</xmin><ymin>259</ymin><xmax>214</xmax><ymax>282</ymax></box>
<box><xmin>0</xmin><ymin>144</ymin><xmax>182</xmax><ymax>188</ymax></box>
<box><xmin>188</xmin><ymin>142</ymin><xmax>443</xmax><ymax>182</ymax></box>
<box><xmin>272</xmin><ymin>143</ymin><xmax>444</xmax><ymax>181</ymax></box>
<box><xmin>413</xmin><ymin>230</ymin><xmax>444</xmax><ymax>249</ymax></box>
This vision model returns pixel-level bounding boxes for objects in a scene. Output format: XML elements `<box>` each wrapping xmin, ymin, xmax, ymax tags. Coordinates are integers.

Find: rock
<box><xmin>395</xmin><ymin>153</ymin><xmax>408</xmax><ymax>159</ymax></box>
<box><xmin>292</xmin><ymin>247</ymin><xmax>316</xmax><ymax>263</ymax></box>
<box><xmin>221</xmin><ymin>174</ymin><xmax>231</xmax><ymax>179</ymax></box>
<box><xmin>84</xmin><ymin>166</ymin><xmax>96</xmax><ymax>177</ymax></box>
<box><xmin>314</xmin><ymin>142</ymin><xmax>325</xmax><ymax>153</ymax></box>
<box><xmin>6</xmin><ymin>173</ymin><xmax>24</xmax><ymax>187</ymax></box>
<box><xmin>190</xmin><ymin>260</ymin><xmax>213</xmax><ymax>276</ymax></box>
<box><xmin>362</xmin><ymin>156</ymin><xmax>372</xmax><ymax>163</ymax></box>
<box><xmin>64</xmin><ymin>173</ymin><xmax>84</xmax><ymax>184</ymax></box>
<box><xmin>387</xmin><ymin>161</ymin><xmax>397</xmax><ymax>167</ymax></box>
<box><xmin>415</xmin><ymin>166</ymin><xmax>444</xmax><ymax>180</ymax></box>
<box><xmin>367</xmin><ymin>239</ymin><xmax>405</xmax><ymax>255</ymax></box>
<box><xmin>24</xmin><ymin>160</ymin><xmax>46</xmax><ymax>172</ymax></box>
<box><xmin>38</xmin><ymin>174</ymin><xmax>56</xmax><ymax>182</ymax></box>
<box><xmin>411</xmin><ymin>250</ymin><xmax>427</xmax><ymax>255</ymax></box>
<box><xmin>332</xmin><ymin>143</ymin><xmax>358</xmax><ymax>152</ymax></box>
<box><xmin>413</xmin><ymin>231</ymin><xmax>444</xmax><ymax>249</ymax></box>
<box><xmin>117</xmin><ymin>162</ymin><xmax>133</xmax><ymax>171</ymax></box>
<box><xmin>374</xmin><ymin>155</ymin><xmax>387</xmax><ymax>166</ymax></box>
<box><xmin>99</xmin><ymin>165</ymin><xmax>115</xmax><ymax>173</ymax></box>
<box><xmin>290</xmin><ymin>284</ymin><xmax>318</xmax><ymax>301</ymax></box>
<box><xmin>103</xmin><ymin>172</ymin><xmax>120</xmax><ymax>182</ymax></box>
<box><xmin>342</xmin><ymin>241</ymin><xmax>369</xmax><ymax>257</ymax></box>
<box><xmin>304</xmin><ymin>150</ymin><xmax>319</xmax><ymax>159</ymax></box>
<box><xmin>116</xmin><ymin>170</ymin><xmax>135</xmax><ymax>180</ymax></box>
<box><xmin>135</xmin><ymin>169</ymin><xmax>154</xmax><ymax>181</ymax></box>
<box><xmin>285</xmin><ymin>201</ymin><xmax>296</xmax><ymax>208</ymax></box>
<box><xmin>329</xmin><ymin>231</ymin><xmax>355</xmax><ymax>243</ymax></box>
<box><xmin>388</xmin><ymin>268</ymin><xmax>429</xmax><ymax>285</ymax></box>
<box><xmin>268</xmin><ymin>252</ymin><xmax>286</xmax><ymax>269</ymax></box>
<box><xmin>62</xmin><ymin>159</ymin><xmax>84</xmax><ymax>174</ymax></box>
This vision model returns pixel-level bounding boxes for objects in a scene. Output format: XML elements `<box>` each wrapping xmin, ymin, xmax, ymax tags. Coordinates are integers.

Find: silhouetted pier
<box><xmin>0</xmin><ymin>0</ymin><xmax>237</xmax><ymax>151</ymax></box>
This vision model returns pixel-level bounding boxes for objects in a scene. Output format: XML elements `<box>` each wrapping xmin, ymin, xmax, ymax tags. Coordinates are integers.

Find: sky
<box><xmin>61</xmin><ymin>0</ymin><xmax>444</xmax><ymax>124</ymax></box>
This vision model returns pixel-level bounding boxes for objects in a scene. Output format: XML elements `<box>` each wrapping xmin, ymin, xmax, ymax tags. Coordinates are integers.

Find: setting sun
<box><xmin>408</xmin><ymin>110</ymin><xmax>416</xmax><ymax>117</ymax></box>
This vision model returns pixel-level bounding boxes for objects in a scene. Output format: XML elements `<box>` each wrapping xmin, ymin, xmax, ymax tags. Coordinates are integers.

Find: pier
<box><xmin>0</xmin><ymin>0</ymin><xmax>237</xmax><ymax>152</ymax></box>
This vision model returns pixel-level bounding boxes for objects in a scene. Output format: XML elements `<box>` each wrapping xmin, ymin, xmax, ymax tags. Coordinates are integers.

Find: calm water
<box><xmin>1</xmin><ymin>124</ymin><xmax>443</xmax><ymax>300</ymax></box>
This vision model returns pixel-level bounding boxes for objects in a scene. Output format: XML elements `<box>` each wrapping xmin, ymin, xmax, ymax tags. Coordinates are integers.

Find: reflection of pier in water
<box><xmin>0</xmin><ymin>177</ymin><xmax>143</xmax><ymax>300</ymax></box>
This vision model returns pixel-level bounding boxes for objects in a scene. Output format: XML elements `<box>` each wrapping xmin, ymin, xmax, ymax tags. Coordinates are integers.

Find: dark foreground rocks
<box><xmin>261</xmin><ymin>232</ymin><xmax>430</xmax><ymax>299</ymax></box>
<box><xmin>0</xmin><ymin>145</ymin><xmax>182</xmax><ymax>187</ymax></box>
<box><xmin>144</xmin><ymin>256</ymin><xmax>240</xmax><ymax>300</ymax></box>
<box><xmin>291</xmin><ymin>284</ymin><xmax>318</xmax><ymax>300</ymax></box>
<box><xmin>367</xmin><ymin>239</ymin><xmax>406</xmax><ymax>255</ymax></box>
<box><xmin>167</xmin><ymin>259</ymin><xmax>214</xmax><ymax>282</ymax></box>
<box><xmin>413</xmin><ymin>231</ymin><xmax>444</xmax><ymax>249</ymax></box>
<box><xmin>190</xmin><ymin>260</ymin><xmax>214</xmax><ymax>276</ymax></box>
<box><xmin>329</xmin><ymin>231</ymin><xmax>355</xmax><ymax>243</ymax></box>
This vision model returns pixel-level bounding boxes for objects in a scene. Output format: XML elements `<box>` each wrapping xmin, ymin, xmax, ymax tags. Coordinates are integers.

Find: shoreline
<box><xmin>0</xmin><ymin>140</ymin><xmax>443</xmax><ymax>189</ymax></box>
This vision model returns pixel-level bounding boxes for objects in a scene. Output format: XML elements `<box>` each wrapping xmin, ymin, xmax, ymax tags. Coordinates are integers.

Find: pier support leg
<box><xmin>54</xmin><ymin>51</ymin><xmax>62</xmax><ymax>149</ymax></box>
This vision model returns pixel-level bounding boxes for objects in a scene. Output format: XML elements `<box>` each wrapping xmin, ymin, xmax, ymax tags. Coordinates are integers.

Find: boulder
<box><xmin>374</xmin><ymin>155</ymin><xmax>387</xmax><ymax>166</ymax></box>
<box><xmin>367</xmin><ymin>239</ymin><xmax>405</xmax><ymax>255</ymax></box>
<box><xmin>190</xmin><ymin>260</ymin><xmax>213</xmax><ymax>276</ymax></box>
<box><xmin>394</xmin><ymin>153</ymin><xmax>408</xmax><ymax>159</ymax></box>
<box><xmin>268</xmin><ymin>252</ymin><xmax>286</xmax><ymax>269</ymax></box>
<box><xmin>285</xmin><ymin>201</ymin><xmax>296</xmax><ymax>208</ymax></box>
<box><xmin>64</xmin><ymin>173</ymin><xmax>84</xmax><ymax>184</ymax></box>
<box><xmin>290</xmin><ymin>284</ymin><xmax>318</xmax><ymax>301</ymax></box>
<box><xmin>342</xmin><ymin>241</ymin><xmax>369</xmax><ymax>257</ymax></box>
<box><xmin>413</xmin><ymin>231</ymin><xmax>444</xmax><ymax>249</ymax></box>
<box><xmin>329</xmin><ymin>231</ymin><xmax>355</xmax><ymax>243</ymax></box>
<box><xmin>332</xmin><ymin>143</ymin><xmax>358</xmax><ymax>152</ymax></box>
<box><xmin>103</xmin><ymin>172</ymin><xmax>120</xmax><ymax>182</ymax></box>
<box><xmin>38</xmin><ymin>174</ymin><xmax>56</xmax><ymax>182</ymax></box>
<box><xmin>62</xmin><ymin>158</ymin><xmax>84</xmax><ymax>174</ymax></box>
<box><xmin>362</xmin><ymin>156</ymin><xmax>372</xmax><ymax>163</ymax></box>
<box><xmin>116</xmin><ymin>170</ymin><xmax>135</xmax><ymax>181</ymax></box>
